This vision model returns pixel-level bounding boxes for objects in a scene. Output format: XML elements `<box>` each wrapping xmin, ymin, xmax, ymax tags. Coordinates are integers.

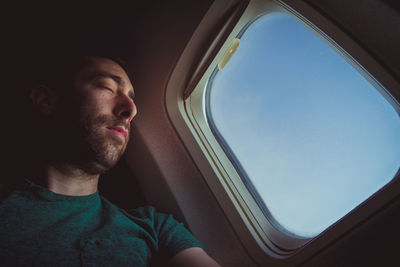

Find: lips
<box><xmin>107</xmin><ymin>126</ymin><xmax>128</xmax><ymax>140</ymax></box>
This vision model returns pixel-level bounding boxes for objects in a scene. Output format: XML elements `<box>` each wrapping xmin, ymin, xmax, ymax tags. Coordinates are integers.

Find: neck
<box><xmin>34</xmin><ymin>162</ymin><xmax>100</xmax><ymax>196</ymax></box>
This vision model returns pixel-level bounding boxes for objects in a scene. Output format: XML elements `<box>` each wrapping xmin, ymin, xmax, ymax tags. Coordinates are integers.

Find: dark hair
<box><xmin>26</xmin><ymin>50</ymin><xmax>132</xmax><ymax>96</ymax></box>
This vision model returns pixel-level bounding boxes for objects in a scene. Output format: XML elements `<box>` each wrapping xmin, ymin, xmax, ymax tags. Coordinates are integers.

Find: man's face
<box><xmin>62</xmin><ymin>57</ymin><xmax>137</xmax><ymax>174</ymax></box>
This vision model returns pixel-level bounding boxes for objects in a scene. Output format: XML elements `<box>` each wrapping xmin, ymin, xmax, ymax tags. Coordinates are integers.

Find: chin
<box><xmin>83</xmin><ymin>156</ymin><xmax>120</xmax><ymax>175</ymax></box>
<box><xmin>93</xmin><ymin>142</ymin><xmax>126</xmax><ymax>173</ymax></box>
<box><xmin>83</xmin><ymin>127</ymin><xmax>127</xmax><ymax>174</ymax></box>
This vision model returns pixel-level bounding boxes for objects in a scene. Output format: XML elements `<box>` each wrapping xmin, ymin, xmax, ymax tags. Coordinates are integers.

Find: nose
<box><xmin>113</xmin><ymin>93</ymin><xmax>137</xmax><ymax>122</ymax></box>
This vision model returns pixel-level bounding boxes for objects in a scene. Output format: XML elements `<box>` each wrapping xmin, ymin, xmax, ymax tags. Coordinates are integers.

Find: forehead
<box><xmin>77</xmin><ymin>57</ymin><xmax>133</xmax><ymax>89</ymax></box>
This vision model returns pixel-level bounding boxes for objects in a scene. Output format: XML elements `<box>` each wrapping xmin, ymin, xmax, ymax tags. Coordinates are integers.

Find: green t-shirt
<box><xmin>0</xmin><ymin>180</ymin><xmax>203</xmax><ymax>266</ymax></box>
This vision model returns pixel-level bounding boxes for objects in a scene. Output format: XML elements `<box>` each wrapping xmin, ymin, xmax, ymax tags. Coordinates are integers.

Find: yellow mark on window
<box><xmin>218</xmin><ymin>38</ymin><xmax>240</xmax><ymax>70</ymax></box>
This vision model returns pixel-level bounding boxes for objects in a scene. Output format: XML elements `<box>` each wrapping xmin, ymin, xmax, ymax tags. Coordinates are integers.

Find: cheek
<box><xmin>79</xmin><ymin>94</ymin><xmax>113</xmax><ymax>118</ymax></box>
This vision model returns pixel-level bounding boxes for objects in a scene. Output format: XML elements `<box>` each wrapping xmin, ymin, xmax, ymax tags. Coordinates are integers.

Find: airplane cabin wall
<box><xmin>123</xmin><ymin>1</ymin><xmax>256</xmax><ymax>266</ymax></box>
<box><xmin>123</xmin><ymin>0</ymin><xmax>400</xmax><ymax>266</ymax></box>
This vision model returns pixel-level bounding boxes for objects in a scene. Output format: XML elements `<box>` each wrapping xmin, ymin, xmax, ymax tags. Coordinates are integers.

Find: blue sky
<box><xmin>208</xmin><ymin>12</ymin><xmax>400</xmax><ymax>237</ymax></box>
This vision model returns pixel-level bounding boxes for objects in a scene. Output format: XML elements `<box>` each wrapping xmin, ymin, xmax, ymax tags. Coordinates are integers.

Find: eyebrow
<box><xmin>90</xmin><ymin>71</ymin><xmax>135</xmax><ymax>100</ymax></box>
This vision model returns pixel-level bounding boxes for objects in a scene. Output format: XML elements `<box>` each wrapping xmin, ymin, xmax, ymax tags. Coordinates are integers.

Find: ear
<box><xmin>30</xmin><ymin>85</ymin><xmax>58</xmax><ymax>115</ymax></box>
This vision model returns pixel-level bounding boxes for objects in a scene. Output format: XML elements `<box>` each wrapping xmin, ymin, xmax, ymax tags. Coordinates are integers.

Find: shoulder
<box><xmin>125</xmin><ymin>205</ymin><xmax>174</xmax><ymax>232</ymax></box>
<box><xmin>98</xmin><ymin>199</ymin><xmax>205</xmax><ymax>261</ymax></box>
<box><xmin>128</xmin><ymin>206</ymin><xmax>205</xmax><ymax>261</ymax></box>
<box><xmin>98</xmin><ymin>198</ymin><xmax>161</xmax><ymax>229</ymax></box>
<box><xmin>127</xmin><ymin>205</ymin><xmax>158</xmax><ymax>218</ymax></box>
<box><xmin>127</xmin><ymin>206</ymin><xmax>170</xmax><ymax>223</ymax></box>
<box><xmin>127</xmin><ymin>205</ymin><xmax>204</xmax><ymax>246</ymax></box>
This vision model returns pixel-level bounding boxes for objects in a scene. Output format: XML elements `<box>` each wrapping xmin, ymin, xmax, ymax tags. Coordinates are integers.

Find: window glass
<box><xmin>206</xmin><ymin>12</ymin><xmax>400</xmax><ymax>238</ymax></box>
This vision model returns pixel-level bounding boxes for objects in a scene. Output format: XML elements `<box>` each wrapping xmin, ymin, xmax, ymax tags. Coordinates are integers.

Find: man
<box><xmin>0</xmin><ymin>55</ymin><xmax>220</xmax><ymax>267</ymax></box>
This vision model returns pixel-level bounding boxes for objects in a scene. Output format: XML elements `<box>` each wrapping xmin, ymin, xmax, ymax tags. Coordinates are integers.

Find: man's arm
<box><xmin>168</xmin><ymin>247</ymin><xmax>221</xmax><ymax>267</ymax></box>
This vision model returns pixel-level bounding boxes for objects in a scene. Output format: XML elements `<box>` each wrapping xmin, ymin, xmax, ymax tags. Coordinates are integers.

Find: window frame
<box><xmin>165</xmin><ymin>0</ymin><xmax>400</xmax><ymax>265</ymax></box>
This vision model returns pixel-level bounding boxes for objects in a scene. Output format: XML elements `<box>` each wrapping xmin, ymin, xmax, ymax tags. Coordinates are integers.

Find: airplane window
<box><xmin>205</xmin><ymin>12</ymin><xmax>400</xmax><ymax>238</ymax></box>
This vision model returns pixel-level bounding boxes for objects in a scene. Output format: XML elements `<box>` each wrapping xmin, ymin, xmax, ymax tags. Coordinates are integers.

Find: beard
<box><xmin>77</xmin><ymin>113</ymin><xmax>130</xmax><ymax>174</ymax></box>
<box><xmin>42</xmin><ymin>109</ymin><xmax>131</xmax><ymax>176</ymax></box>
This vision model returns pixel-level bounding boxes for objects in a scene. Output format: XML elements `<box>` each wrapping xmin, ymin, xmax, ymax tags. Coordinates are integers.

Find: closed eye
<box><xmin>101</xmin><ymin>86</ymin><xmax>114</xmax><ymax>93</ymax></box>
<box><xmin>93</xmin><ymin>79</ymin><xmax>116</xmax><ymax>93</ymax></box>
